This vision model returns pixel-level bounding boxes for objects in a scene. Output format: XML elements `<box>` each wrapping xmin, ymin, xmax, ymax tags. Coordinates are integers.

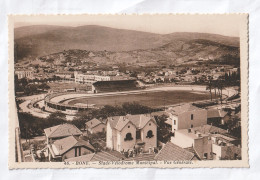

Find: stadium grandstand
<box><xmin>92</xmin><ymin>80</ymin><xmax>139</xmax><ymax>93</ymax></box>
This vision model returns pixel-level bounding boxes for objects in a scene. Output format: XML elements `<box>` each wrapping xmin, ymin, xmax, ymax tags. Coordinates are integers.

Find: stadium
<box><xmin>42</xmin><ymin>80</ymin><xmax>216</xmax><ymax>115</ymax></box>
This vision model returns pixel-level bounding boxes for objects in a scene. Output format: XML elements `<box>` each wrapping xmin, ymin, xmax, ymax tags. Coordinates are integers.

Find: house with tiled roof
<box><xmin>85</xmin><ymin>118</ymin><xmax>106</xmax><ymax>134</ymax></box>
<box><xmin>154</xmin><ymin>142</ymin><xmax>199</xmax><ymax>161</ymax></box>
<box><xmin>207</xmin><ymin>109</ymin><xmax>228</xmax><ymax>125</ymax></box>
<box><xmin>44</xmin><ymin>123</ymin><xmax>83</xmax><ymax>144</ymax></box>
<box><xmin>64</xmin><ymin>151</ymin><xmax>124</xmax><ymax>162</ymax></box>
<box><xmin>48</xmin><ymin>135</ymin><xmax>95</xmax><ymax>161</ymax></box>
<box><xmin>106</xmin><ymin>114</ymin><xmax>157</xmax><ymax>152</ymax></box>
<box><xmin>166</xmin><ymin>104</ymin><xmax>207</xmax><ymax>131</ymax></box>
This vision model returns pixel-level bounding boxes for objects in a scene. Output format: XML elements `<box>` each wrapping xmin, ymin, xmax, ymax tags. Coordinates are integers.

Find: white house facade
<box><xmin>106</xmin><ymin>114</ymin><xmax>157</xmax><ymax>152</ymax></box>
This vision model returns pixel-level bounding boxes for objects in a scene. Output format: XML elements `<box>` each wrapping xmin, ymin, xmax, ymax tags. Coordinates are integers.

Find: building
<box><xmin>171</xmin><ymin>125</ymin><xmax>241</xmax><ymax>160</ymax></box>
<box><xmin>74</xmin><ymin>71</ymin><xmax>110</xmax><ymax>84</ymax></box>
<box><xmin>207</xmin><ymin>109</ymin><xmax>228</xmax><ymax>125</ymax></box>
<box><xmin>106</xmin><ymin>114</ymin><xmax>157</xmax><ymax>152</ymax></box>
<box><xmin>92</xmin><ymin>79</ymin><xmax>138</xmax><ymax>93</ymax></box>
<box><xmin>167</xmin><ymin>104</ymin><xmax>207</xmax><ymax>131</ymax></box>
<box><xmin>44</xmin><ymin>124</ymin><xmax>83</xmax><ymax>144</ymax></box>
<box><xmin>47</xmin><ymin>135</ymin><xmax>95</xmax><ymax>161</ymax></box>
<box><xmin>154</xmin><ymin>142</ymin><xmax>199</xmax><ymax>161</ymax></box>
<box><xmin>64</xmin><ymin>151</ymin><xmax>124</xmax><ymax>162</ymax></box>
<box><xmin>85</xmin><ymin>118</ymin><xmax>106</xmax><ymax>134</ymax></box>
<box><xmin>15</xmin><ymin>70</ymin><xmax>33</xmax><ymax>79</ymax></box>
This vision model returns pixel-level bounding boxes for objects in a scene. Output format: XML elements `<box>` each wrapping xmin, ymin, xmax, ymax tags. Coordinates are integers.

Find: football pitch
<box><xmin>67</xmin><ymin>90</ymin><xmax>211</xmax><ymax>108</ymax></box>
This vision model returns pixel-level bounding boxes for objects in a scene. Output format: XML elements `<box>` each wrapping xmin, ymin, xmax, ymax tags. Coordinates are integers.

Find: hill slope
<box><xmin>14</xmin><ymin>25</ymin><xmax>240</xmax><ymax>65</ymax></box>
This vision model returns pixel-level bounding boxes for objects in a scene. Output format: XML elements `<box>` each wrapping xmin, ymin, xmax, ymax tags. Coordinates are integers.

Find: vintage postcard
<box><xmin>8</xmin><ymin>14</ymin><xmax>248</xmax><ymax>169</ymax></box>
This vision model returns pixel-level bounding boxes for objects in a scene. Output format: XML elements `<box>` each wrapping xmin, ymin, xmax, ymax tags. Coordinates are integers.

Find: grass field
<box><xmin>67</xmin><ymin>90</ymin><xmax>211</xmax><ymax>108</ymax></box>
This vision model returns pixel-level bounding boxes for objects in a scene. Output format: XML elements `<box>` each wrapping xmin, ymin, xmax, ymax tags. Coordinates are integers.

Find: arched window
<box><xmin>146</xmin><ymin>130</ymin><xmax>154</xmax><ymax>138</ymax></box>
<box><xmin>124</xmin><ymin>133</ymin><xmax>133</xmax><ymax>141</ymax></box>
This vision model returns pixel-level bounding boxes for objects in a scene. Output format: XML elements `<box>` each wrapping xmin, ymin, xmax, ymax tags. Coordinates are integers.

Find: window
<box><xmin>191</xmin><ymin>114</ymin><xmax>194</xmax><ymax>120</ymax></box>
<box><xmin>136</xmin><ymin>130</ymin><xmax>141</xmax><ymax>140</ymax></box>
<box><xmin>203</xmin><ymin>153</ymin><xmax>208</xmax><ymax>159</ymax></box>
<box><xmin>128</xmin><ymin>125</ymin><xmax>130</xmax><ymax>128</ymax></box>
<box><xmin>146</xmin><ymin>130</ymin><xmax>154</xmax><ymax>138</ymax></box>
<box><xmin>124</xmin><ymin>133</ymin><xmax>133</xmax><ymax>141</ymax></box>
<box><xmin>174</xmin><ymin>120</ymin><xmax>176</xmax><ymax>125</ymax></box>
<box><xmin>191</xmin><ymin>124</ymin><xmax>193</xmax><ymax>128</ymax></box>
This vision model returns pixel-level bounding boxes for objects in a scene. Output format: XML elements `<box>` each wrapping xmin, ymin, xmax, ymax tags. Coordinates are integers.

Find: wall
<box><xmin>141</xmin><ymin>120</ymin><xmax>157</xmax><ymax>152</ymax></box>
<box><xmin>177</xmin><ymin>109</ymin><xmax>207</xmax><ymax>130</ymax></box>
<box><xmin>212</xmin><ymin>144</ymin><xmax>241</xmax><ymax>160</ymax></box>
<box><xmin>90</xmin><ymin>123</ymin><xmax>106</xmax><ymax>134</ymax></box>
<box><xmin>119</xmin><ymin>122</ymin><xmax>136</xmax><ymax>152</ymax></box>
<box><xmin>106</xmin><ymin>122</ymin><xmax>113</xmax><ymax>149</ymax></box>
<box><xmin>62</xmin><ymin>147</ymin><xmax>93</xmax><ymax>160</ymax></box>
<box><xmin>171</xmin><ymin>130</ymin><xmax>195</xmax><ymax>148</ymax></box>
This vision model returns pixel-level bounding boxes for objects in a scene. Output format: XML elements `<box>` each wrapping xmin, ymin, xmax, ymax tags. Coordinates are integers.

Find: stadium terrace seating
<box><xmin>92</xmin><ymin>80</ymin><xmax>139</xmax><ymax>93</ymax></box>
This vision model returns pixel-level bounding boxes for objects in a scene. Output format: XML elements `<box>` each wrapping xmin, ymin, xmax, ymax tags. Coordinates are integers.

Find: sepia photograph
<box><xmin>8</xmin><ymin>14</ymin><xmax>248</xmax><ymax>168</ymax></box>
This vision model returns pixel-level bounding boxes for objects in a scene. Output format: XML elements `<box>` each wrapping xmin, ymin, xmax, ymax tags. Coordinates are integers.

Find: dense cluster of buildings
<box><xmin>28</xmin><ymin>103</ymin><xmax>241</xmax><ymax>162</ymax></box>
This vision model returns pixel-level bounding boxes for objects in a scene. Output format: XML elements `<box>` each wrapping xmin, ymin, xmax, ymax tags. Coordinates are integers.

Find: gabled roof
<box><xmin>51</xmin><ymin>136</ymin><xmax>95</xmax><ymax>156</ymax></box>
<box><xmin>64</xmin><ymin>151</ymin><xmax>122</xmax><ymax>162</ymax></box>
<box><xmin>108</xmin><ymin>114</ymin><xmax>157</xmax><ymax>131</ymax></box>
<box><xmin>167</xmin><ymin>104</ymin><xmax>202</xmax><ymax>116</ymax></box>
<box><xmin>207</xmin><ymin>109</ymin><xmax>228</xmax><ymax>118</ymax></box>
<box><xmin>154</xmin><ymin>142</ymin><xmax>195</xmax><ymax>161</ymax></box>
<box><xmin>86</xmin><ymin>118</ymin><xmax>104</xmax><ymax>129</ymax></box>
<box><xmin>44</xmin><ymin>123</ymin><xmax>82</xmax><ymax>139</ymax></box>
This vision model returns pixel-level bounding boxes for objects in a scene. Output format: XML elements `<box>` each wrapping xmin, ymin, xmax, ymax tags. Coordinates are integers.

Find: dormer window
<box><xmin>124</xmin><ymin>133</ymin><xmax>133</xmax><ymax>141</ymax></box>
<box><xmin>146</xmin><ymin>130</ymin><xmax>154</xmax><ymax>138</ymax></box>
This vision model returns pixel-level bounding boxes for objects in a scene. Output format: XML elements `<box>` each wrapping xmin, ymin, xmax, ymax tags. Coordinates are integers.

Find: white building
<box><xmin>167</xmin><ymin>104</ymin><xmax>207</xmax><ymax>131</ymax></box>
<box><xmin>106</xmin><ymin>114</ymin><xmax>157</xmax><ymax>152</ymax></box>
<box><xmin>15</xmin><ymin>70</ymin><xmax>33</xmax><ymax>79</ymax></box>
<box><xmin>171</xmin><ymin>125</ymin><xmax>241</xmax><ymax>160</ymax></box>
<box><xmin>74</xmin><ymin>71</ymin><xmax>110</xmax><ymax>84</ymax></box>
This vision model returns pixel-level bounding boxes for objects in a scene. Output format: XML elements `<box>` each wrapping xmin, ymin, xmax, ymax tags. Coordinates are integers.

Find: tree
<box><xmin>47</xmin><ymin>111</ymin><xmax>66</xmax><ymax>122</ymax></box>
<box><xmin>154</xmin><ymin>114</ymin><xmax>171</xmax><ymax>143</ymax></box>
<box><xmin>206</xmin><ymin>76</ymin><xmax>213</xmax><ymax>101</ymax></box>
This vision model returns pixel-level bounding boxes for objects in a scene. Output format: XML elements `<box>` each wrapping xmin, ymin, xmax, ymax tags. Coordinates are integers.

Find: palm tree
<box><xmin>206</xmin><ymin>76</ymin><xmax>213</xmax><ymax>101</ymax></box>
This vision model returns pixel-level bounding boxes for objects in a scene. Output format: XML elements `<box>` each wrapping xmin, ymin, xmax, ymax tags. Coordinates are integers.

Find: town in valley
<box><xmin>14</xmin><ymin>24</ymin><xmax>242</xmax><ymax>163</ymax></box>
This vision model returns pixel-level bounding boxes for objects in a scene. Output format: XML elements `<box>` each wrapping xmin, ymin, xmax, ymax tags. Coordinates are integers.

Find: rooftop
<box><xmin>207</xmin><ymin>109</ymin><xmax>228</xmax><ymax>118</ymax></box>
<box><xmin>154</xmin><ymin>142</ymin><xmax>196</xmax><ymax>161</ymax></box>
<box><xmin>51</xmin><ymin>136</ymin><xmax>95</xmax><ymax>156</ymax></box>
<box><xmin>108</xmin><ymin>114</ymin><xmax>156</xmax><ymax>131</ymax></box>
<box><xmin>44</xmin><ymin>123</ymin><xmax>82</xmax><ymax>139</ymax></box>
<box><xmin>167</xmin><ymin>104</ymin><xmax>202</xmax><ymax>116</ymax></box>
<box><xmin>64</xmin><ymin>151</ymin><xmax>122</xmax><ymax>162</ymax></box>
<box><xmin>86</xmin><ymin>118</ymin><xmax>104</xmax><ymax>129</ymax></box>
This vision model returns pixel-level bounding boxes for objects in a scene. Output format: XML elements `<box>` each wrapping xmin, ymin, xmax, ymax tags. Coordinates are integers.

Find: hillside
<box><xmin>14</xmin><ymin>25</ymin><xmax>240</xmax><ymax>65</ymax></box>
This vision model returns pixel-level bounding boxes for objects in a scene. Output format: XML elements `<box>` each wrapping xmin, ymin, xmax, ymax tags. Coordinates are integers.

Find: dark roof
<box><xmin>64</xmin><ymin>151</ymin><xmax>123</xmax><ymax>162</ymax></box>
<box><xmin>108</xmin><ymin>114</ymin><xmax>157</xmax><ymax>131</ymax></box>
<box><xmin>154</xmin><ymin>142</ymin><xmax>195</xmax><ymax>161</ymax></box>
<box><xmin>93</xmin><ymin>79</ymin><xmax>136</xmax><ymax>86</ymax></box>
<box><xmin>51</xmin><ymin>136</ymin><xmax>95</xmax><ymax>155</ymax></box>
<box><xmin>44</xmin><ymin>123</ymin><xmax>82</xmax><ymax>138</ymax></box>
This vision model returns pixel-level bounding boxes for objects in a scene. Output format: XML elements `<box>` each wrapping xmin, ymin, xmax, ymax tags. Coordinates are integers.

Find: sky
<box><xmin>12</xmin><ymin>14</ymin><xmax>245</xmax><ymax>37</ymax></box>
